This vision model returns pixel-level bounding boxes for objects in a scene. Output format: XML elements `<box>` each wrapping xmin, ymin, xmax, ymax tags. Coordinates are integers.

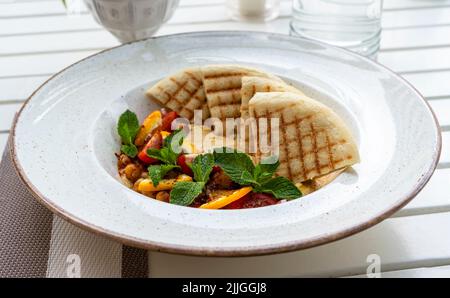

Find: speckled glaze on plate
<box><xmin>11</xmin><ymin>32</ymin><xmax>441</xmax><ymax>256</ymax></box>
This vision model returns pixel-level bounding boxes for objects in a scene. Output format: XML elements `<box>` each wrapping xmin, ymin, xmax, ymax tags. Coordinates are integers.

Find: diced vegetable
<box><xmin>138</xmin><ymin>174</ymin><xmax>193</xmax><ymax>192</ymax></box>
<box><xmin>155</xmin><ymin>191</ymin><xmax>170</xmax><ymax>203</ymax></box>
<box><xmin>160</xmin><ymin>111</ymin><xmax>178</xmax><ymax>132</ymax></box>
<box><xmin>137</xmin><ymin>132</ymin><xmax>162</xmax><ymax>164</ymax></box>
<box><xmin>123</xmin><ymin>163</ymin><xmax>142</xmax><ymax>182</ymax></box>
<box><xmin>177</xmin><ymin>154</ymin><xmax>195</xmax><ymax>176</ymax></box>
<box><xmin>134</xmin><ymin>110</ymin><xmax>162</xmax><ymax>146</ymax></box>
<box><xmin>199</xmin><ymin>187</ymin><xmax>253</xmax><ymax>209</ymax></box>
<box><xmin>224</xmin><ymin>193</ymin><xmax>278</xmax><ymax>209</ymax></box>
<box><xmin>176</xmin><ymin>174</ymin><xmax>194</xmax><ymax>182</ymax></box>
<box><xmin>160</xmin><ymin>131</ymin><xmax>171</xmax><ymax>139</ymax></box>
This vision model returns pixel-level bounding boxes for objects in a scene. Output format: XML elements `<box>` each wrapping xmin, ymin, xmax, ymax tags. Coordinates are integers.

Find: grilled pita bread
<box><xmin>248</xmin><ymin>92</ymin><xmax>359</xmax><ymax>183</ymax></box>
<box><xmin>146</xmin><ymin>67</ymin><xmax>209</xmax><ymax>121</ymax></box>
<box><xmin>202</xmin><ymin>65</ymin><xmax>282</xmax><ymax>120</ymax></box>
<box><xmin>240</xmin><ymin>76</ymin><xmax>306</xmax><ymax>119</ymax></box>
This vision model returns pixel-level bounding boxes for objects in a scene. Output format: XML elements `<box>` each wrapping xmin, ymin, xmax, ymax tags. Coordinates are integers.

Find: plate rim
<box><xmin>10</xmin><ymin>31</ymin><xmax>442</xmax><ymax>257</ymax></box>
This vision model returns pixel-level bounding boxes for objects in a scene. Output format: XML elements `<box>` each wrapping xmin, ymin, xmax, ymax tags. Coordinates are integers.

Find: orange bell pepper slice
<box><xmin>199</xmin><ymin>187</ymin><xmax>253</xmax><ymax>209</ymax></box>
<box><xmin>160</xmin><ymin>131</ymin><xmax>171</xmax><ymax>139</ymax></box>
<box><xmin>134</xmin><ymin>110</ymin><xmax>162</xmax><ymax>146</ymax></box>
<box><xmin>138</xmin><ymin>175</ymin><xmax>193</xmax><ymax>192</ymax></box>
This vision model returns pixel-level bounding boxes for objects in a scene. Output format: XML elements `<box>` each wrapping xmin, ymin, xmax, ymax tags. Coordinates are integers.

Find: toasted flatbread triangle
<box><xmin>249</xmin><ymin>92</ymin><xmax>359</xmax><ymax>183</ymax></box>
<box><xmin>202</xmin><ymin>65</ymin><xmax>282</xmax><ymax>120</ymax></box>
<box><xmin>146</xmin><ymin>67</ymin><xmax>209</xmax><ymax>120</ymax></box>
<box><xmin>240</xmin><ymin>76</ymin><xmax>306</xmax><ymax>119</ymax></box>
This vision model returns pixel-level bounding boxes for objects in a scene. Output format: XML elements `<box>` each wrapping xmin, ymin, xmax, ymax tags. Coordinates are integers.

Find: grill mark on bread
<box><xmin>205</xmin><ymin>87</ymin><xmax>241</xmax><ymax>94</ymax></box>
<box><xmin>170</xmin><ymin>78</ymin><xmax>189</xmax><ymax>99</ymax></box>
<box><xmin>256</xmin><ymin>108</ymin><xmax>352</xmax><ymax>180</ymax></box>
<box><xmin>295</xmin><ymin>116</ymin><xmax>307</xmax><ymax>181</ymax></box>
<box><xmin>210</xmin><ymin>101</ymin><xmax>241</xmax><ymax>108</ymax></box>
<box><xmin>280</xmin><ymin>112</ymin><xmax>294</xmax><ymax>180</ymax></box>
<box><xmin>310</xmin><ymin>122</ymin><xmax>322</xmax><ymax>175</ymax></box>
<box><xmin>204</xmin><ymin>72</ymin><xmax>246</xmax><ymax>79</ymax></box>
<box><xmin>326</xmin><ymin>134</ymin><xmax>335</xmax><ymax>170</ymax></box>
<box><xmin>184</xmin><ymin>71</ymin><xmax>202</xmax><ymax>85</ymax></box>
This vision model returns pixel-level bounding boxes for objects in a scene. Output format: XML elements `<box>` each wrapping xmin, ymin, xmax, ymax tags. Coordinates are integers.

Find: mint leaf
<box><xmin>170</xmin><ymin>182</ymin><xmax>205</xmax><ymax>206</ymax></box>
<box><xmin>163</xmin><ymin>129</ymin><xmax>184</xmax><ymax>157</ymax></box>
<box><xmin>146</xmin><ymin>148</ymin><xmax>165</xmax><ymax>162</ymax></box>
<box><xmin>254</xmin><ymin>158</ymin><xmax>279</xmax><ymax>183</ymax></box>
<box><xmin>214</xmin><ymin>148</ymin><xmax>255</xmax><ymax>185</ymax></box>
<box><xmin>191</xmin><ymin>154</ymin><xmax>214</xmax><ymax>183</ymax></box>
<box><xmin>146</xmin><ymin>148</ymin><xmax>172</xmax><ymax>164</ymax></box>
<box><xmin>146</xmin><ymin>129</ymin><xmax>184</xmax><ymax>165</ymax></box>
<box><xmin>255</xmin><ymin>176</ymin><xmax>302</xmax><ymax>200</ymax></box>
<box><xmin>168</xmin><ymin>153</ymin><xmax>212</xmax><ymax>206</ymax></box>
<box><xmin>118</xmin><ymin>110</ymin><xmax>140</xmax><ymax>146</ymax></box>
<box><xmin>121</xmin><ymin>144</ymin><xmax>138</xmax><ymax>158</ymax></box>
<box><xmin>148</xmin><ymin>164</ymin><xmax>180</xmax><ymax>187</ymax></box>
<box><xmin>239</xmin><ymin>170</ymin><xmax>257</xmax><ymax>185</ymax></box>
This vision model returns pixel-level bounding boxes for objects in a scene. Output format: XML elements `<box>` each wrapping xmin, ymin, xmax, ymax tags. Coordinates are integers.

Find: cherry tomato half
<box><xmin>177</xmin><ymin>154</ymin><xmax>194</xmax><ymax>176</ymax></box>
<box><xmin>160</xmin><ymin>111</ymin><xmax>179</xmax><ymax>132</ymax></box>
<box><xmin>224</xmin><ymin>193</ymin><xmax>278</xmax><ymax>209</ymax></box>
<box><xmin>137</xmin><ymin>132</ymin><xmax>162</xmax><ymax>164</ymax></box>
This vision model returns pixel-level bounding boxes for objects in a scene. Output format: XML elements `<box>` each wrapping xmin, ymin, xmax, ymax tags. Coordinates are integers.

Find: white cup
<box><xmin>84</xmin><ymin>0</ymin><xmax>180</xmax><ymax>43</ymax></box>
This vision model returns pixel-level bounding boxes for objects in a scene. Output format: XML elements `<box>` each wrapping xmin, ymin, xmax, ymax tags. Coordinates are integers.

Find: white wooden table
<box><xmin>1</xmin><ymin>0</ymin><xmax>450</xmax><ymax>277</ymax></box>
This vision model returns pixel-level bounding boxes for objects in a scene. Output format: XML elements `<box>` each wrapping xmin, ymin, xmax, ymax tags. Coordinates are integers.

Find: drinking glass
<box><xmin>290</xmin><ymin>0</ymin><xmax>383</xmax><ymax>58</ymax></box>
<box><xmin>84</xmin><ymin>0</ymin><xmax>180</xmax><ymax>43</ymax></box>
<box><xmin>227</xmin><ymin>0</ymin><xmax>281</xmax><ymax>22</ymax></box>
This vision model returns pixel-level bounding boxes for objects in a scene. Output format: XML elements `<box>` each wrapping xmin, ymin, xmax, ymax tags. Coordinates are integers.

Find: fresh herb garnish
<box><xmin>190</xmin><ymin>153</ymin><xmax>215</xmax><ymax>183</ymax></box>
<box><xmin>146</xmin><ymin>129</ymin><xmax>184</xmax><ymax>165</ymax></box>
<box><xmin>253</xmin><ymin>176</ymin><xmax>302</xmax><ymax>200</ymax></box>
<box><xmin>212</xmin><ymin>148</ymin><xmax>255</xmax><ymax>185</ymax></box>
<box><xmin>145</xmin><ymin>129</ymin><xmax>185</xmax><ymax>186</ymax></box>
<box><xmin>170</xmin><ymin>181</ymin><xmax>205</xmax><ymax>206</ymax></box>
<box><xmin>117</xmin><ymin>110</ymin><xmax>140</xmax><ymax>158</ymax></box>
<box><xmin>170</xmin><ymin>153</ymin><xmax>214</xmax><ymax>206</ymax></box>
<box><xmin>213</xmin><ymin>148</ymin><xmax>302</xmax><ymax>200</ymax></box>
<box><xmin>148</xmin><ymin>164</ymin><xmax>180</xmax><ymax>187</ymax></box>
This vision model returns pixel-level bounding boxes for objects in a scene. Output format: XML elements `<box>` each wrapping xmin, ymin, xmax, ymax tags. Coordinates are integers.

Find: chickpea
<box><xmin>120</xmin><ymin>174</ymin><xmax>133</xmax><ymax>189</ymax></box>
<box><xmin>117</xmin><ymin>154</ymin><xmax>131</xmax><ymax>169</ymax></box>
<box><xmin>133</xmin><ymin>178</ymin><xmax>144</xmax><ymax>191</ymax></box>
<box><xmin>155</xmin><ymin>191</ymin><xmax>170</xmax><ymax>203</ymax></box>
<box><xmin>124</xmin><ymin>163</ymin><xmax>142</xmax><ymax>182</ymax></box>
<box><xmin>141</xmin><ymin>190</ymin><xmax>156</xmax><ymax>198</ymax></box>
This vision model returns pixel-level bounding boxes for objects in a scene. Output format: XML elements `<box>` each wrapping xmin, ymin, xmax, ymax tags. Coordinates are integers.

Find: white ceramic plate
<box><xmin>11</xmin><ymin>32</ymin><xmax>441</xmax><ymax>256</ymax></box>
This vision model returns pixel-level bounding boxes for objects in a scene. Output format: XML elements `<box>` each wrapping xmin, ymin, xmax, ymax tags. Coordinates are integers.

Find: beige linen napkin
<box><xmin>0</xmin><ymin>139</ymin><xmax>148</xmax><ymax>278</ymax></box>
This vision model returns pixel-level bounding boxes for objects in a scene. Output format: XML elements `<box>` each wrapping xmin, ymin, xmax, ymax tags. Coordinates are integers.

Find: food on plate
<box><xmin>240</xmin><ymin>76</ymin><xmax>305</xmax><ymax>119</ymax></box>
<box><xmin>249</xmin><ymin>92</ymin><xmax>360</xmax><ymax>183</ymax></box>
<box><xmin>202</xmin><ymin>65</ymin><xmax>282</xmax><ymax>120</ymax></box>
<box><xmin>116</xmin><ymin>65</ymin><xmax>359</xmax><ymax>209</ymax></box>
<box><xmin>146</xmin><ymin>67</ymin><xmax>210</xmax><ymax>120</ymax></box>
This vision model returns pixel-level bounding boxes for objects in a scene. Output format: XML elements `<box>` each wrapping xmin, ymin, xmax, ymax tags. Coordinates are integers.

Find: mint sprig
<box><xmin>146</xmin><ymin>129</ymin><xmax>184</xmax><ymax>165</ymax></box>
<box><xmin>190</xmin><ymin>153</ymin><xmax>214</xmax><ymax>183</ymax></box>
<box><xmin>145</xmin><ymin>129</ymin><xmax>184</xmax><ymax>186</ymax></box>
<box><xmin>170</xmin><ymin>153</ymin><xmax>214</xmax><ymax>206</ymax></box>
<box><xmin>213</xmin><ymin>148</ymin><xmax>302</xmax><ymax>200</ymax></box>
<box><xmin>117</xmin><ymin>110</ymin><xmax>140</xmax><ymax>158</ymax></box>
<box><xmin>253</xmin><ymin>176</ymin><xmax>302</xmax><ymax>200</ymax></box>
<box><xmin>213</xmin><ymin>148</ymin><xmax>255</xmax><ymax>185</ymax></box>
<box><xmin>148</xmin><ymin>164</ymin><xmax>180</xmax><ymax>187</ymax></box>
<box><xmin>170</xmin><ymin>182</ymin><xmax>205</xmax><ymax>206</ymax></box>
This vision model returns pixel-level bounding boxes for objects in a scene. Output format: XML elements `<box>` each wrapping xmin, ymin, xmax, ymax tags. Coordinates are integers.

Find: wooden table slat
<box><xmin>0</xmin><ymin>103</ymin><xmax>21</xmax><ymax>131</ymax></box>
<box><xmin>149</xmin><ymin>211</ymin><xmax>450</xmax><ymax>277</ymax></box>
<box><xmin>2</xmin><ymin>3</ymin><xmax>450</xmax><ymax>37</ymax></box>
<box><xmin>3</xmin><ymin>18</ymin><xmax>450</xmax><ymax>57</ymax></box>
<box><xmin>396</xmin><ymin>168</ymin><xmax>450</xmax><ymax>217</ymax></box>
<box><xmin>0</xmin><ymin>133</ymin><xmax>8</xmax><ymax>151</ymax></box>
<box><xmin>1</xmin><ymin>0</ymin><xmax>449</xmax><ymax>278</ymax></box>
